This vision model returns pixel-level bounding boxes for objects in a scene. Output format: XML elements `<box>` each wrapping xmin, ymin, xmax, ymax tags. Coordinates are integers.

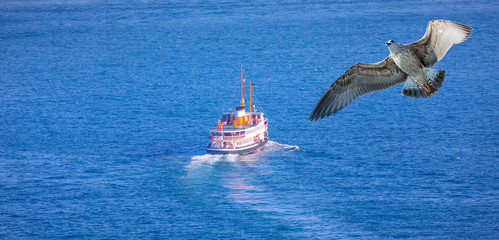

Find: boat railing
<box><xmin>209</xmin><ymin>135</ymin><xmax>245</xmax><ymax>141</ymax></box>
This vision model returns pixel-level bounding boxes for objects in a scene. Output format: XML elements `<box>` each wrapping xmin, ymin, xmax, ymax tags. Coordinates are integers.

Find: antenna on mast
<box><xmin>249</xmin><ymin>81</ymin><xmax>252</xmax><ymax>113</ymax></box>
<box><xmin>240</xmin><ymin>65</ymin><xmax>244</xmax><ymax>107</ymax></box>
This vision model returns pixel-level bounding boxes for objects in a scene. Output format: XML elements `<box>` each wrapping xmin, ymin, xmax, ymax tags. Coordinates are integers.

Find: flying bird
<box><xmin>309</xmin><ymin>20</ymin><xmax>472</xmax><ymax>121</ymax></box>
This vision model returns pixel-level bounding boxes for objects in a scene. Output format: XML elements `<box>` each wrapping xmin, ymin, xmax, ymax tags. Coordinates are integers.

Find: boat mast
<box><xmin>249</xmin><ymin>81</ymin><xmax>252</xmax><ymax>113</ymax></box>
<box><xmin>240</xmin><ymin>65</ymin><xmax>244</xmax><ymax>107</ymax></box>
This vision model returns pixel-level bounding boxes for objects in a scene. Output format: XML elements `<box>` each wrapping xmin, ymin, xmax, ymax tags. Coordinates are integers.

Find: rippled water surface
<box><xmin>0</xmin><ymin>0</ymin><xmax>498</xmax><ymax>239</ymax></box>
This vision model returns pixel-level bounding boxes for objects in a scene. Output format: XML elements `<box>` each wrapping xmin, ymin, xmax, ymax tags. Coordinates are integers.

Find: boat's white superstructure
<box><xmin>206</xmin><ymin>66</ymin><xmax>269</xmax><ymax>154</ymax></box>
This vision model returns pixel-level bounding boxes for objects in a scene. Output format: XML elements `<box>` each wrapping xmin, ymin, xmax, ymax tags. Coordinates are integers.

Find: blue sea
<box><xmin>0</xmin><ymin>0</ymin><xmax>498</xmax><ymax>239</ymax></box>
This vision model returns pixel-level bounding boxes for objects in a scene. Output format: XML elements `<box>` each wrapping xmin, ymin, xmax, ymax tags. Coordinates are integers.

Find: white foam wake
<box><xmin>187</xmin><ymin>153</ymin><xmax>239</xmax><ymax>169</ymax></box>
<box><xmin>187</xmin><ymin>141</ymin><xmax>301</xmax><ymax>169</ymax></box>
<box><xmin>265</xmin><ymin>141</ymin><xmax>302</xmax><ymax>151</ymax></box>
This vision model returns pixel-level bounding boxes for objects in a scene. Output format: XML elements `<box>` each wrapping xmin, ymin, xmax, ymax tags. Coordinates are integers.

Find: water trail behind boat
<box><xmin>187</xmin><ymin>153</ymin><xmax>238</xmax><ymax>169</ymax></box>
<box><xmin>188</xmin><ymin>140</ymin><xmax>301</xmax><ymax>168</ymax></box>
<box><xmin>264</xmin><ymin>141</ymin><xmax>302</xmax><ymax>152</ymax></box>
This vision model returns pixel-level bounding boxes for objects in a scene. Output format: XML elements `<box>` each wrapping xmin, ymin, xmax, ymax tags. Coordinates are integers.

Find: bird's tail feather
<box><xmin>402</xmin><ymin>69</ymin><xmax>445</xmax><ymax>98</ymax></box>
<box><xmin>425</xmin><ymin>68</ymin><xmax>445</xmax><ymax>93</ymax></box>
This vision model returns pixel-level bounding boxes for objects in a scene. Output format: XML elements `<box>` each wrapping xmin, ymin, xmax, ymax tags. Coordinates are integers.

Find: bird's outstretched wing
<box><xmin>309</xmin><ymin>57</ymin><xmax>407</xmax><ymax>121</ymax></box>
<box><xmin>410</xmin><ymin>20</ymin><xmax>472</xmax><ymax>67</ymax></box>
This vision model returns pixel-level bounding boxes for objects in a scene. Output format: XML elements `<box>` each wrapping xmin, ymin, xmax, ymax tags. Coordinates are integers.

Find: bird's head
<box><xmin>385</xmin><ymin>40</ymin><xmax>395</xmax><ymax>47</ymax></box>
<box><xmin>385</xmin><ymin>40</ymin><xmax>401</xmax><ymax>53</ymax></box>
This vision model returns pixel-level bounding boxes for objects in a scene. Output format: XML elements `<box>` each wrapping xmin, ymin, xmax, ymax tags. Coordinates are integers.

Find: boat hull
<box><xmin>206</xmin><ymin>137</ymin><xmax>269</xmax><ymax>155</ymax></box>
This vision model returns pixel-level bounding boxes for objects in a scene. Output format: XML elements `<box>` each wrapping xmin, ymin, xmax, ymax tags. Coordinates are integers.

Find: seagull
<box><xmin>309</xmin><ymin>20</ymin><xmax>472</xmax><ymax>121</ymax></box>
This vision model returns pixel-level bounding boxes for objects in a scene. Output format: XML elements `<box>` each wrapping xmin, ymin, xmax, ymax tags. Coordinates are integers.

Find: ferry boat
<box><xmin>206</xmin><ymin>66</ymin><xmax>269</xmax><ymax>154</ymax></box>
